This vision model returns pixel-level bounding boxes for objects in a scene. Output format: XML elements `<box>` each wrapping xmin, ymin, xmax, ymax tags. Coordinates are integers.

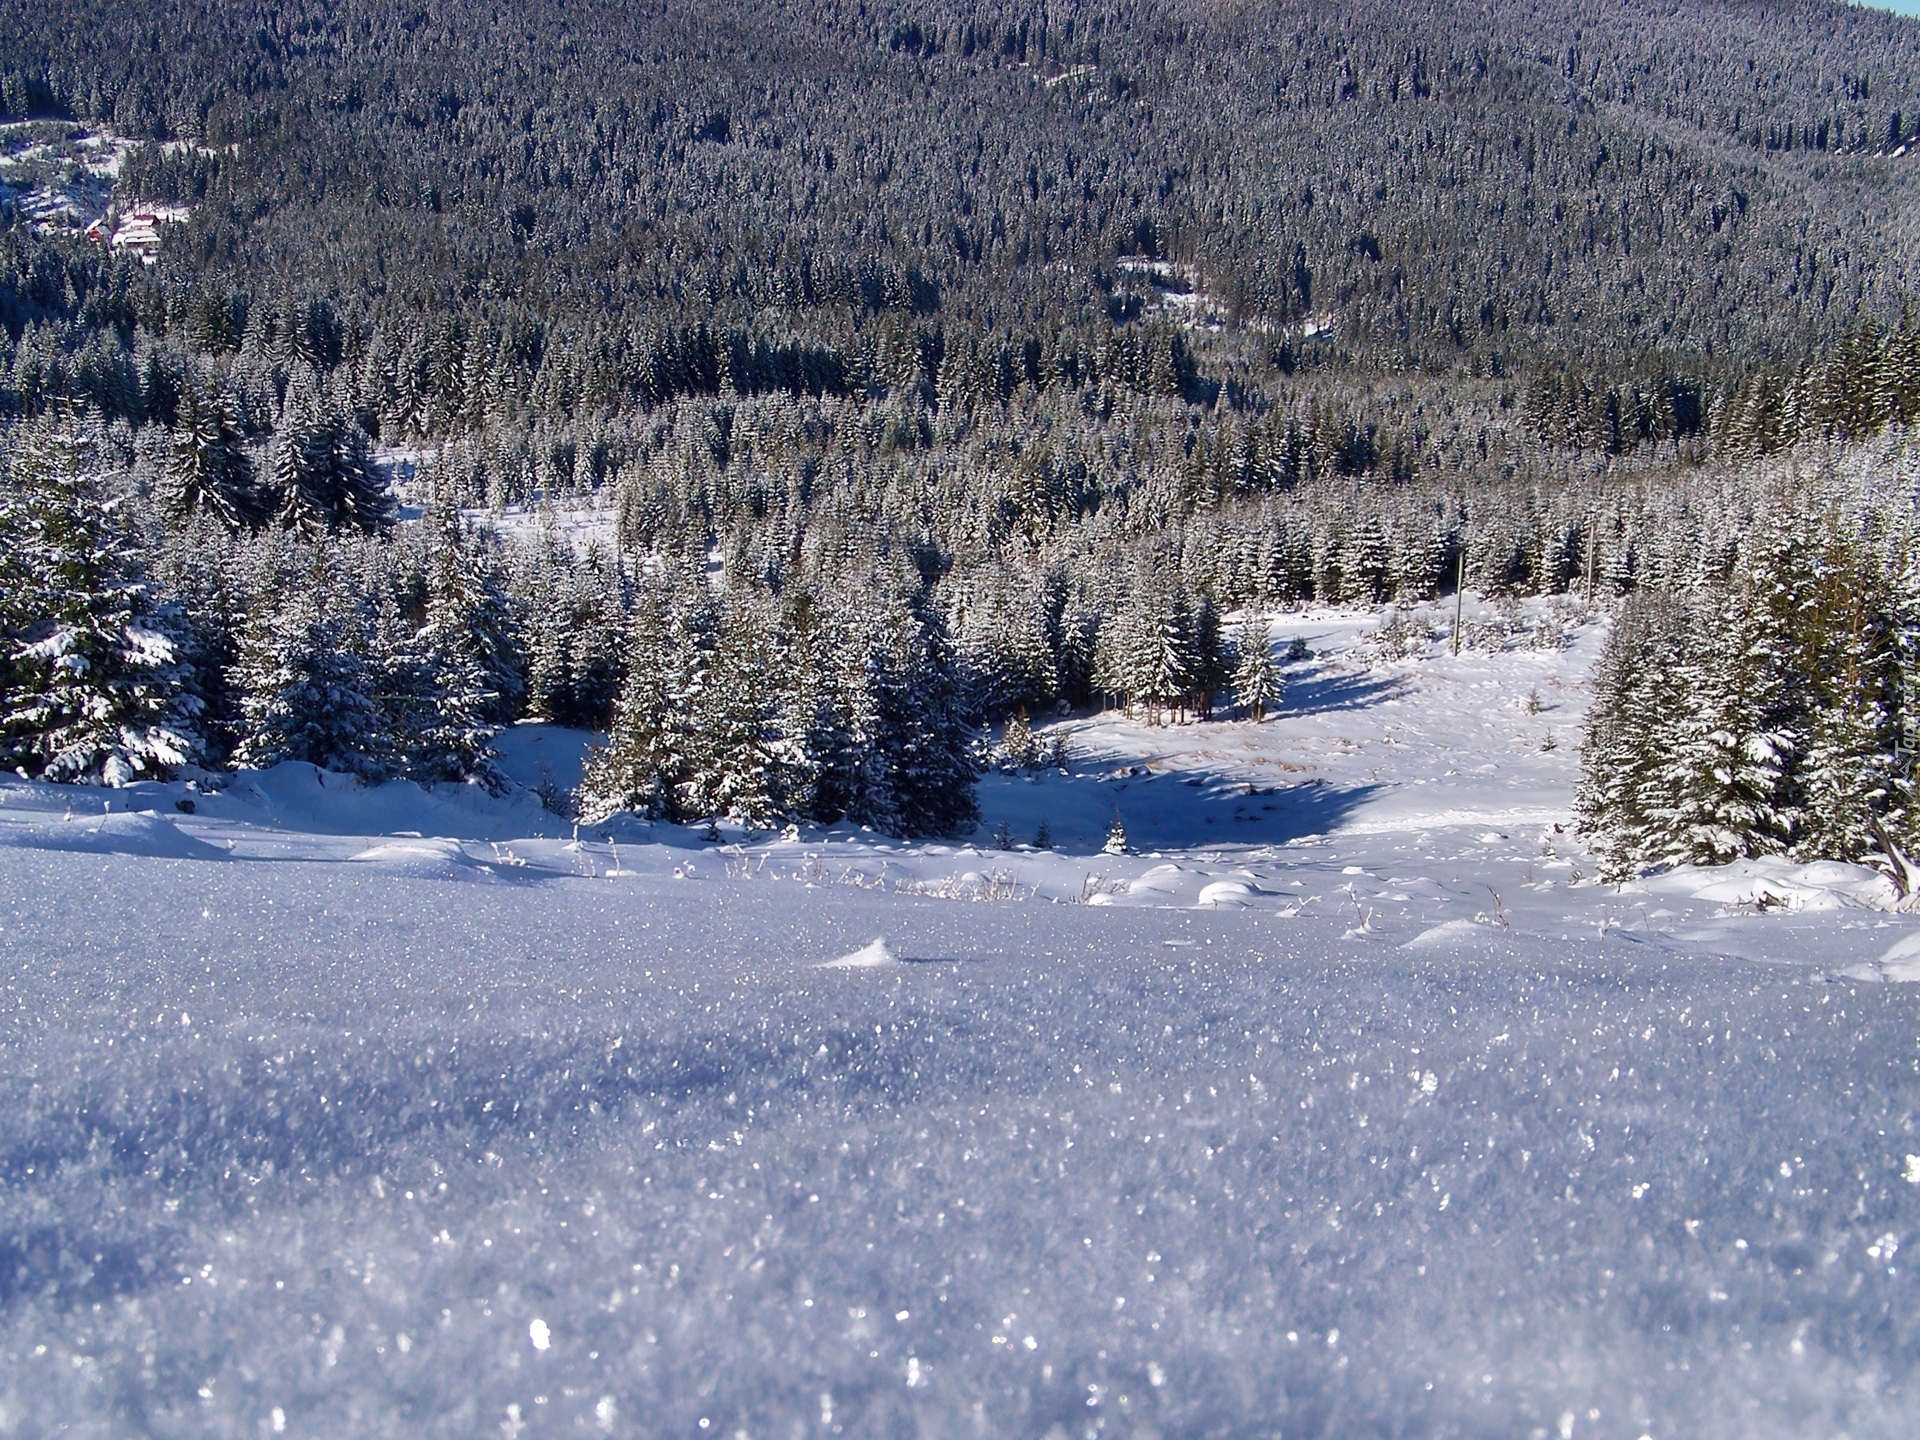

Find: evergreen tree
<box><xmin>1614</xmin><ymin>581</ymin><xmax>1798</xmax><ymax>870</ymax></box>
<box><xmin>1189</xmin><ymin>595</ymin><xmax>1227</xmax><ymax>718</ymax></box>
<box><xmin>1231</xmin><ymin>613</ymin><xmax>1282</xmax><ymax>720</ymax></box>
<box><xmin>577</xmin><ymin>594</ymin><xmax>678</xmax><ymax>823</ymax></box>
<box><xmin>1791</xmin><ymin>527</ymin><xmax>1899</xmax><ymax>861</ymax></box>
<box><xmin>682</xmin><ymin>600</ymin><xmax>778</xmax><ymax>826</ymax></box>
<box><xmin>271</xmin><ymin>400</ymin><xmax>394</xmax><ymax>536</ymax></box>
<box><xmin>421</xmin><ymin>506</ymin><xmax>524</xmax><ymax>724</ymax></box>
<box><xmin>564</xmin><ymin>542</ymin><xmax>626</xmax><ymax>729</ymax></box>
<box><xmin>995</xmin><ymin>708</ymin><xmax>1038</xmax><ymax>770</ymax></box>
<box><xmin>0</xmin><ymin>429</ymin><xmax>200</xmax><ymax>784</ymax></box>
<box><xmin>1574</xmin><ymin>597</ymin><xmax>1676</xmax><ymax>880</ymax></box>
<box><xmin>405</xmin><ymin>526</ymin><xmax>503</xmax><ymax>786</ymax></box>
<box><xmin>877</xmin><ymin>594</ymin><xmax>980</xmax><ymax>838</ymax></box>
<box><xmin>232</xmin><ymin>559</ymin><xmax>384</xmax><ymax>774</ymax></box>
<box><xmin>1140</xmin><ymin>591</ymin><xmax>1197</xmax><ymax>725</ymax></box>
<box><xmin>160</xmin><ymin>380</ymin><xmax>255</xmax><ymax>531</ymax></box>
<box><xmin>150</xmin><ymin>512</ymin><xmax>249</xmax><ymax>765</ymax></box>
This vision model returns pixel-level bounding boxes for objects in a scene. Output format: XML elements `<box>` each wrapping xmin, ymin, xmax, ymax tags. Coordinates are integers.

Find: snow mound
<box><xmin>1129</xmin><ymin>864</ymin><xmax>1189</xmax><ymax>897</ymax></box>
<box><xmin>3</xmin><ymin>809</ymin><xmax>228</xmax><ymax>860</ymax></box>
<box><xmin>1839</xmin><ymin>931</ymin><xmax>1920</xmax><ymax>983</ymax></box>
<box><xmin>349</xmin><ymin>838</ymin><xmax>508</xmax><ymax>883</ymax></box>
<box><xmin>820</xmin><ymin>936</ymin><xmax>898</xmax><ymax>968</ymax></box>
<box><xmin>1684</xmin><ymin>859</ymin><xmax>1897</xmax><ymax>913</ymax></box>
<box><xmin>1403</xmin><ymin>919</ymin><xmax>1501</xmax><ymax>950</ymax></box>
<box><xmin>1196</xmin><ymin>880</ymin><xmax>1258</xmax><ymax>908</ymax></box>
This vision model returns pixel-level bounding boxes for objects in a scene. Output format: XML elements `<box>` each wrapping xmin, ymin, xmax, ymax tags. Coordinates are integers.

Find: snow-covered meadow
<box><xmin>3</xmin><ymin>603</ymin><xmax>1918</xmax><ymax>1437</ymax></box>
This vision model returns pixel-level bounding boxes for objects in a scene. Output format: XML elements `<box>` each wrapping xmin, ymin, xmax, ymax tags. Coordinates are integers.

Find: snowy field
<box><xmin>3</xmin><ymin>603</ymin><xmax>1919</xmax><ymax>1437</ymax></box>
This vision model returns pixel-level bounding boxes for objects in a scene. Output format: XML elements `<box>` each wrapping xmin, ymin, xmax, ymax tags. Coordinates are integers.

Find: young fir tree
<box><xmin>1881</xmin><ymin>527</ymin><xmax>1920</xmax><ymax>854</ymax></box>
<box><xmin>518</xmin><ymin>531</ymin><xmax>574</xmax><ymax>724</ymax></box>
<box><xmin>1231</xmin><ymin>613</ymin><xmax>1281</xmax><ymax>720</ymax></box>
<box><xmin>364</xmin><ymin>585</ymin><xmax>430</xmax><ymax>778</ymax></box>
<box><xmin>767</xmin><ymin>588</ymin><xmax>841</xmax><ymax>821</ymax></box>
<box><xmin>160</xmin><ymin>379</ymin><xmax>256</xmax><ymax>532</ymax></box>
<box><xmin>995</xmin><ymin>708</ymin><xmax>1038</xmax><ymax>770</ymax></box>
<box><xmin>1189</xmin><ymin>594</ymin><xmax>1227</xmax><ymax>718</ymax></box>
<box><xmin>269</xmin><ymin>398</ymin><xmax>339</xmax><ymax>538</ymax></box>
<box><xmin>0</xmin><ymin>429</ymin><xmax>201</xmax><ymax>784</ymax></box>
<box><xmin>1646</xmin><ymin>580</ymin><xmax>1798</xmax><ymax>867</ymax></box>
<box><xmin>683</xmin><ymin>600</ymin><xmax>778</xmax><ymax>826</ymax></box>
<box><xmin>1574</xmin><ymin>597</ymin><xmax>1670</xmax><ymax>880</ymax></box>
<box><xmin>869</xmin><ymin>593</ymin><xmax>980</xmax><ymax>838</ymax></box>
<box><xmin>1141</xmin><ymin>595</ymin><xmax>1198</xmax><ymax>726</ymax></box>
<box><xmin>405</xmin><ymin>525</ymin><xmax>504</xmax><ymax>786</ymax></box>
<box><xmin>272</xmin><ymin>398</ymin><xmax>394</xmax><ymax>536</ymax></box>
<box><xmin>151</xmin><ymin>512</ymin><xmax>251</xmax><ymax>765</ymax></box>
<box><xmin>577</xmin><ymin>593</ymin><xmax>678</xmax><ymax>823</ymax></box>
<box><xmin>564</xmin><ymin>543</ymin><xmax>626</xmax><ymax>730</ymax></box>
<box><xmin>422</xmin><ymin>506</ymin><xmax>524</xmax><ymax>724</ymax></box>
<box><xmin>232</xmin><ymin>559</ymin><xmax>384</xmax><ymax>775</ymax></box>
<box><xmin>1791</xmin><ymin>527</ymin><xmax>1898</xmax><ymax>861</ymax></box>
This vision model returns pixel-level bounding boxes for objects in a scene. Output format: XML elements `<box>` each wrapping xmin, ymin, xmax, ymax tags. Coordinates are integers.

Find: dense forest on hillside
<box><xmin>6</xmin><ymin>0</ymin><xmax>1920</xmax><ymax>860</ymax></box>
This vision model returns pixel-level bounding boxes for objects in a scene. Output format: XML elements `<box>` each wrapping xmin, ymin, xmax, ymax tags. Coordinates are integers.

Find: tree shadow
<box><xmin>1249</xmin><ymin>781</ymin><xmax>1384</xmax><ymax>845</ymax></box>
<box><xmin>1281</xmin><ymin>668</ymin><xmax>1407</xmax><ymax>718</ymax></box>
<box><xmin>1078</xmin><ymin>775</ymin><xmax>1383</xmax><ymax>852</ymax></box>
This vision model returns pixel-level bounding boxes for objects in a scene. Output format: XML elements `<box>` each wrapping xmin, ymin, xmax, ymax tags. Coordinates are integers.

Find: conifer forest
<box><xmin>3</xmin><ymin>0</ymin><xmax>1920</xmax><ymax>860</ymax></box>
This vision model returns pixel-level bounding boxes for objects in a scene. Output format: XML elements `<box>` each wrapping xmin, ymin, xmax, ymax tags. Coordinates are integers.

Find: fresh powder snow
<box><xmin>2</xmin><ymin>599</ymin><xmax>1917</xmax><ymax>1437</ymax></box>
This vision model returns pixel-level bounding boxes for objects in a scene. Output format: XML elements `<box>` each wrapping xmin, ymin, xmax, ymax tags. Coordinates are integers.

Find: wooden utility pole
<box><xmin>1452</xmin><ymin>547</ymin><xmax>1466</xmax><ymax>656</ymax></box>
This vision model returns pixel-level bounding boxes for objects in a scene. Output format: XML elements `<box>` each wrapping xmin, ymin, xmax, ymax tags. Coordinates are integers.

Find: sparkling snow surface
<box><xmin>2</xmin><ymin>603</ymin><xmax>1918</xmax><ymax>1437</ymax></box>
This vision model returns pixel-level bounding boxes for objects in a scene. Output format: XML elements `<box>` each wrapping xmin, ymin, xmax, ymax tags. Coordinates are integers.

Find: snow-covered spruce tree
<box><xmin>680</xmin><ymin>598</ymin><xmax>778</xmax><ymax>826</ymax></box>
<box><xmin>363</xmin><ymin>586</ymin><xmax>430</xmax><ymax>777</ymax></box>
<box><xmin>268</xmin><ymin>397</ymin><xmax>338</xmax><ymax>538</ymax></box>
<box><xmin>1089</xmin><ymin>601</ymin><xmax>1138</xmax><ymax>712</ymax></box>
<box><xmin>231</xmin><ymin>557</ymin><xmax>385</xmax><ymax>775</ymax></box>
<box><xmin>826</xmin><ymin>603</ymin><xmax>897</xmax><ymax>828</ymax></box>
<box><xmin>1646</xmin><ymin>576</ymin><xmax>1798</xmax><ymax>867</ymax></box>
<box><xmin>1190</xmin><ymin>594</ymin><xmax>1227</xmax><ymax>718</ymax></box>
<box><xmin>0</xmin><ymin>428</ymin><xmax>201</xmax><ymax>785</ymax></box>
<box><xmin>1577</xmin><ymin>500</ymin><xmax>1918</xmax><ymax>876</ymax></box>
<box><xmin>1786</xmin><ymin>523</ymin><xmax>1902</xmax><ymax>861</ymax></box>
<box><xmin>847</xmin><ymin>590</ymin><xmax>979</xmax><ymax>838</ymax></box>
<box><xmin>160</xmin><ymin>379</ymin><xmax>256</xmax><ymax>532</ymax></box>
<box><xmin>1573</xmin><ymin>596</ymin><xmax>1676</xmax><ymax>880</ymax></box>
<box><xmin>401</xmin><ymin>517</ymin><xmax>505</xmax><ymax>786</ymax></box>
<box><xmin>270</xmin><ymin>393</ymin><xmax>394</xmax><ymax>537</ymax></box>
<box><xmin>516</xmin><ymin>525</ymin><xmax>575</xmax><ymax>724</ymax></box>
<box><xmin>407</xmin><ymin>506</ymin><xmax>524</xmax><ymax>728</ymax></box>
<box><xmin>1882</xmin><ymin>527</ymin><xmax>1920</xmax><ymax>854</ymax></box>
<box><xmin>1231</xmin><ymin>612</ymin><xmax>1281</xmax><ymax>720</ymax></box>
<box><xmin>577</xmin><ymin>591</ymin><xmax>679</xmax><ymax>823</ymax></box>
<box><xmin>766</xmin><ymin>587</ymin><xmax>847</xmax><ymax>822</ymax></box>
<box><xmin>1140</xmin><ymin>592</ymin><xmax>1198</xmax><ymax>725</ymax></box>
<box><xmin>994</xmin><ymin>708</ymin><xmax>1038</xmax><ymax>770</ymax></box>
<box><xmin>563</xmin><ymin>541</ymin><xmax>627</xmax><ymax>730</ymax></box>
<box><xmin>657</xmin><ymin>574</ymin><xmax>721</xmax><ymax>816</ymax></box>
<box><xmin>149</xmin><ymin>513</ymin><xmax>251</xmax><ymax>765</ymax></box>
<box><xmin>956</xmin><ymin>575</ymin><xmax>1058</xmax><ymax>719</ymax></box>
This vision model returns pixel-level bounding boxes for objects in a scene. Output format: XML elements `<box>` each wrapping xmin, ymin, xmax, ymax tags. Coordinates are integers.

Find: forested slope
<box><xmin>5</xmin><ymin>0</ymin><xmax>1920</xmax><ymax>855</ymax></box>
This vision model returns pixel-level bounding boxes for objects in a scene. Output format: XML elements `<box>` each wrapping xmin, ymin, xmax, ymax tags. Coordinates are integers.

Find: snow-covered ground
<box><xmin>3</xmin><ymin>602</ymin><xmax>1918</xmax><ymax>1436</ymax></box>
<box><xmin>0</xmin><ymin>121</ymin><xmax>168</xmax><ymax>236</ymax></box>
<box><xmin>460</xmin><ymin>497</ymin><xmax>620</xmax><ymax>554</ymax></box>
